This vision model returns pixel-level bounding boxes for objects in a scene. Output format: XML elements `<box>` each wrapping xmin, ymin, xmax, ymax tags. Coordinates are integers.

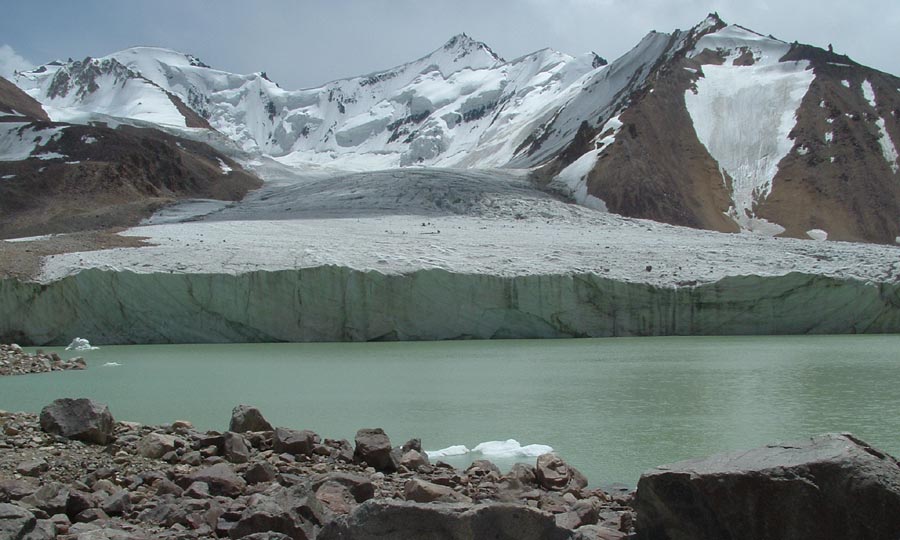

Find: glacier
<box><xmin>3</xmin><ymin>165</ymin><xmax>899</xmax><ymax>345</ymax></box>
<box><xmin>1</xmin><ymin>266</ymin><xmax>898</xmax><ymax>346</ymax></box>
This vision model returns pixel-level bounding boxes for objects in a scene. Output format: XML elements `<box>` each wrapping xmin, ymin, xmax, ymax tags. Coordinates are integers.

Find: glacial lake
<box><xmin>3</xmin><ymin>335</ymin><xmax>899</xmax><ymax>488</ymax></box>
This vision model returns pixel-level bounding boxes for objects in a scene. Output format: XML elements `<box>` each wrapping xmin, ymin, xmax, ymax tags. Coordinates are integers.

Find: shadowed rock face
<box><xmin>318</xmin><ymin>499</ymin><xmax>574</xmax><ymax>540</ymax></box>
<box><xmin>634</xmin><ymin>433</ymin><xmax>900</xmax><ymax>540</ymax></box>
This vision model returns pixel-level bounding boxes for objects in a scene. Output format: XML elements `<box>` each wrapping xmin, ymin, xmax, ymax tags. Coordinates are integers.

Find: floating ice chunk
<box><xmin>426</xmin><ymin>439</ymin><xmax>553</xmax><ymax>460</ymax></box>
<box><xmin>102</xmin><ymin>362</ymin><xmax>122</xmax><ymax>367</ymax></box>
<box><xmin>66</xmin><ymin>337</ymin><xmax>99</xmax><ymax>351</ymax></box>
<box><xmin>807</xmin><ymin>229</ymin><xmax>828</xmax><ymax>241</ymax></box>
<box><xmin>472</xmin><ymin>439</ymin><xmax>553</xmax><ymax>458</ymax></box>
<box><xmin>841</xmin><ymin>80</ymin><xmax>850</xmax><ymax>88</ymax></box>
<box><xmin>426</xmin><ymin>445</ymin><xmax>470</xmax><ymax>458</ymax></box>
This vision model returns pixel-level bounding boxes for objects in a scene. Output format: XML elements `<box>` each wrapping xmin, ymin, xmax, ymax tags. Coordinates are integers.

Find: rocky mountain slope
<box><xmin>539</xmin><ymin>15</ymin><xmax>900</xmax><ymax>245</ymax></box>
<box><xmin>0</xmin><ymin>77</ymin><xmax>261</xmax><ymax>239</ymax></box>
<box><xmin>6</xmin><ymin>14</ymin><xmax>900</xmax><ymax>245</ymax></box>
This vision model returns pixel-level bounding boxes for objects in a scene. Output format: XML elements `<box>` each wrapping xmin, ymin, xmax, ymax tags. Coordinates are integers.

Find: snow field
<box><xmin>37</xmin><ymin>168</ymin><xmax>900</xmax><ymax>287</ymax></box>
<box><xmin>686</xmin><ymin>24</ymin><xmax>815</xmax><ymax>234</ymax></box>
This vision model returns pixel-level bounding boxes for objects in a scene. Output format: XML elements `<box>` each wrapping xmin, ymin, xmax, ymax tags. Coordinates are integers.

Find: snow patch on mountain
<box><xmin>861</xmin><ymin>80</ymin><xmax>899</xmax><ymax>173</ymax></box>
<box><xmin>0</xmin><ymin>123</ymin><xmax>66</xmax><ymax>161</ymax></box>
<box><xmin>685</xmin><ymin>24</ymin><xmax>814</xmax><ymax>234</ymax></box>
<box><xmin>512</xmin><ymin>31</ymin><xmax>676</xmax><ymax>167</ymax></box>
<box><xmin>875</xmin><ymin>117</ymin><xmax>899</xmax><ymax>174</ymax></box>
<box><xmin>549</xmin><ymin>115</ymin><xmax>623</xmax><ymax>211</ymax></box>
<box><xmin>862</xmin><ymin>80</ymin><xmax>877</xmax><ymax>107</ymax></box>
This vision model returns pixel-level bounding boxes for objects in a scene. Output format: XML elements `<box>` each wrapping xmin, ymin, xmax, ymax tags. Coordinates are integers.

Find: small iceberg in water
<box><xmin>426</xmin><ymin>445</ymin><xmax>470</xmax><ymax>458</ymax></box>
<box><xmin>426</xmin><ymin>439</ymin><xmax>553</xmax><ymax>460</ymax></box>
<box><xmin>65</xmin><ymin>337</ymin><xmax>99</xmax><ymax>351</ymax></box>
<box><xmin>102</xmin><ymin>362</ymin><xmax>122</xmax><ymax>367</ymax></box>
<box><xmin>473</xmin><ymin>439</ymin><xmax>554</xmax><ymax>458</ymax></box>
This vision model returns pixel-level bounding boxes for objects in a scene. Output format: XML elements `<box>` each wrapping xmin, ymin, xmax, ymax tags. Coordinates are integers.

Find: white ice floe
<box><xmin>472</xmin><ymin>440</ymin><xmax>554</xmax><ymax>458</ymax></box>
<box><xmin>65</xmin><ymin>337</ymin><xmax>99</xmax><ymax>351</ymax></box>
<box><xmin>102</xmin><ymin>362</ymin><xmax>122</xmax><ymax>367</ymax></box>
<box><xmin>807</xmin><ymin>229</ymin><xmax>828</xmax><ymax>241</ymax></box>
<box><xmin>425</xmin><ymin>445</ymin><xmax>470</xmax><ymax>458</ymax></box>
<box><xmin>426</xmin><ymin>439</ymin><xmax>553</xmax><ymax>460</ymax></box>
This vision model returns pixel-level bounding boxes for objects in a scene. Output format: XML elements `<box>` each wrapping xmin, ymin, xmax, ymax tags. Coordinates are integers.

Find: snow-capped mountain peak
<box><xmin>437</xmin><ymin>33</ymin><xmax>505</xmax><ymax>71</ymax></box>
<box><xmin>9</xmin><ymin>15</ymin><xmax>900</xmax><ymax>244</ymax></box>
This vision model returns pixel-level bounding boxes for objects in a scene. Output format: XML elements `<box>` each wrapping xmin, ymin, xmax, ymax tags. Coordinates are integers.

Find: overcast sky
<box><xmin>2</xmin><ymin>0</ymin><xmax>898</xmax><ymax>89</ymax></box>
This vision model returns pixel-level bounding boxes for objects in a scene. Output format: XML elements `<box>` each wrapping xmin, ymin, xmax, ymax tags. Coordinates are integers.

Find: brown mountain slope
<box><xmin>0</xmin><ymin>76</ymin><xmax>50</xmax><ymax>122</ymax></box>
<box><xmin>757</xmin><ymin>51</ymin><xmax>900</xmax><ymax>244</ymax></box>
<box><xmin>538</xmin><ymin>16</ymin><xmax>900</xmax><ymax>245</ymax></box>
<box><xmin>0</xmin><ymin>122</ymin><xmax>261</xmax><ymax>239</ymax></box>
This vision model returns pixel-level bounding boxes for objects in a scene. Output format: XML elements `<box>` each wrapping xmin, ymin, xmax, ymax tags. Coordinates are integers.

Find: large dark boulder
<box><xmin>230</xmin><ymin>405</ymin><xmax>274</xmax><ymax>433</ymax></box>
<box><xmin>229</xmin><ymin>494</ymin><xmax>310</xmax><ymax>540</ymax></box>
<box><xmin>39</xmin><ymin>398</ymin><xmax>115</xmax><ymax>445</ymax></box>
<box><xmin>318</xmin><ymin>499</ymin><xmax>573</xmax><ymax>540</ymax></box>
<box><xmin>186</xmin><ymin>463</ymin><xmax>246</xmax><ymax>498</ymax></box>
<box><xmin>535</xmin><ymin>453</ymin><xmax>588</xmax><ymax>492</ymax></box>
<box><xmin>353</xmin><ymin>429</ymin><xmax>396</xmax><ymax>472</ymax></box>
<box><xmin>274</xmin><ymin>428</ymin><xmax>319</xmax><ymax>456</ymax></box>
<box><xmin>635</xmin><ymin>433</ymin><xmax>900</xmax><ymax>540</ymax></box>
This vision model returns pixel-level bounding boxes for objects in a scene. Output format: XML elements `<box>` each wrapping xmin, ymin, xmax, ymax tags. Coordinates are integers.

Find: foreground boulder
<box><xmin>39</xmin><ymin>398</ymin><xmax>115</xmax><ymax>445</ymax></box>
<box><xmin>635</xmin><ymin>433</ymin><xmax>900</xmax><ymax>540</ymax></box>
<box><xmin>230</xmin><ymin>405</ymin><xmax>274</xmax><ymax>433</ymax></box>
<box><xmin>353</xmin><ymin>429</ymin><xmax>396</xmax><ymax>471</ymax></box>
<box><xmin>535</xmin><ymin>453</ymin><xmax>588</xmax><ymax>492</ymax></box>
<box><xmin>0</xmin><ymin>503</ymin><xmax>37</xmax><ymax>540</ymax></box>
<box><xmin>318</xmin><ymin>499</ymin><xmax>572</xmax><ymax>540</ymax></box>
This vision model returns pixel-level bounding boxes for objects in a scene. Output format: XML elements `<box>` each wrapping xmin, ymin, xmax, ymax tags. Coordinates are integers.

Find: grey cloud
<box><xmin>0</xmin><ymin>45</ymin><xmax>33</xmax><ymax>80</ymax></box>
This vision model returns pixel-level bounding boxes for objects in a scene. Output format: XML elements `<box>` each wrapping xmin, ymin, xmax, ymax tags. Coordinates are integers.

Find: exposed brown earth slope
<box><xmin>758</xmin><ymin>48</ymin><xmax>900</xmax><ymax>244</ymax></box>
<box><xmin>0</xmin><ymin>76</ymin><xmax>49</xmax><ymax>122</ymax></box>
<box><xmin>0</xmin><ymin>122</ymin><xmax>262</xmax><ymax>239</ymax></box>
<box><xmin>539</xmin><ymin>16</ymin><xmax>900</xmax><ymax>245</ymax></box>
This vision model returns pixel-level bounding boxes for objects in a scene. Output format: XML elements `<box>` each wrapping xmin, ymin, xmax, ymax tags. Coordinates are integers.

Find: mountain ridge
<box><xmin>7</xmin><ymin>14</ymin><xmax>900</xmax><ymax>244</ymax></box>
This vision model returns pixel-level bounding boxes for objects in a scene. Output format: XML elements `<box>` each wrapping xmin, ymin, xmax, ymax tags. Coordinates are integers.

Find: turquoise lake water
<box><xmin>3</xmin><ymin>335</ymin><xmax>899</xmax><ymax>487</ymax></box>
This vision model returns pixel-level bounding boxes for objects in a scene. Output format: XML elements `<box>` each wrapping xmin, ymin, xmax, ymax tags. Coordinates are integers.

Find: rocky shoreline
<box><xmin>3</xmin><ymin>399</ymin><xmax>900</xmax><ymax>540</ymax></box>
<box><xmin>0</xmin><ymin>400</ymin><xmax>634</xmax><ymax>540</ymax></box>
<box><xmin>0</xmin><ymin>345</ymin><xmax>86</xmax><ymax>376</ymax></box>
